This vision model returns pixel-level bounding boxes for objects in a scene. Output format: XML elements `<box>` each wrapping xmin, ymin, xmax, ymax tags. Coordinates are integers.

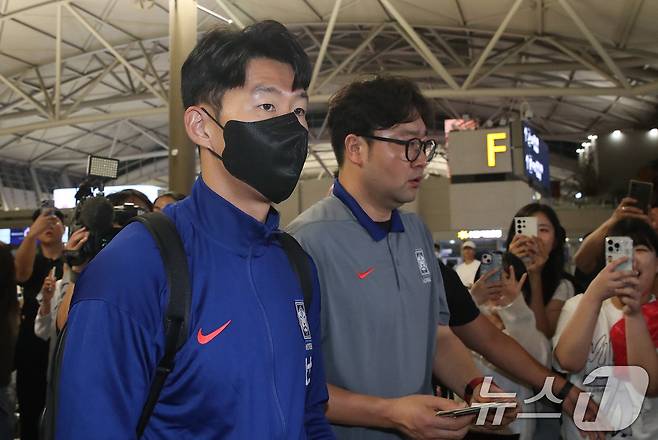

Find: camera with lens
<box><xmin>64</xmin><ymin>156</ymin><xmax>144</xmax><ymax>266</ymax></box>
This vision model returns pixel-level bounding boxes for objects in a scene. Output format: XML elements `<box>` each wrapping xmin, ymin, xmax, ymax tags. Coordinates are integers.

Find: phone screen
<box><xmin>628</xmin><ymin>180</ymin><xmax>653</xmax><ymax>214</ymax></box>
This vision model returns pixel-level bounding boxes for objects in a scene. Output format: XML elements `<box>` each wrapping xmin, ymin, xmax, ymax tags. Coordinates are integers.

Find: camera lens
<box><xmin>614</xmin><ymin>243</ymin><xmax>620</xmax><ymax>248</ymax></box>
<box><xmin>608</xmin><ymin>246</ymin><xmax>614</xmax><ymax>252</ymax></box>
<box><xmin>607</xmin><ymin>240</ymin><xmax>613</xmax><ymax>245</ymax></box>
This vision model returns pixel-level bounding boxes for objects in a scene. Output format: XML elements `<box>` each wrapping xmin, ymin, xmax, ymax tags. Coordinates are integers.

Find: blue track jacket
<box><xmin>56</xmin><ymin>177</ymin><xmax>334</xmax><ymax>439</ymax></box>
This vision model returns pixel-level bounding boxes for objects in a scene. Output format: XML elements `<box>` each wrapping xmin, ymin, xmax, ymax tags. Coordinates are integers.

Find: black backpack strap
<box><xmin>277</xmin><ymin>232</ymin><xmax>313</xmax><ymax>312</ymax></box>
<box><xmin>131</xmin><ymin>212</ymin><xmax>191</xmax><ymax>437</ymax></box>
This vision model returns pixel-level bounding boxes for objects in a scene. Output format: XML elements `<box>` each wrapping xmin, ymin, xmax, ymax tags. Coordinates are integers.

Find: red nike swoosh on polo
<box><xmin>357</xmin><ymin>267</ymin><xmax>375</xmax><ymax>279</ymax></box>
<box><xmin>197</xmin><ymin>320</ymin><xmax>232</xmax><ymax>345</ymax></box>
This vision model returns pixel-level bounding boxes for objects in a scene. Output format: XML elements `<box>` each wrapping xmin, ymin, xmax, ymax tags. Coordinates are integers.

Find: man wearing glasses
<box><xmin>287</xmin><ymin>77</ymin><xmax>511</xmax><ymax>439</ymax></box>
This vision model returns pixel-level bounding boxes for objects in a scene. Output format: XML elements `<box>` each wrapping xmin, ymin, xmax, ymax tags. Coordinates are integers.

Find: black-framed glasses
<box><xmin>360</xmin><ymin>134</ymin><xmax>438</xmax><ymax>163</ymax></box>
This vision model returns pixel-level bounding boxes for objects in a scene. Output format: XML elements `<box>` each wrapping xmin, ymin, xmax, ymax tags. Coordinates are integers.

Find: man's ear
<box><xmin>184</xmin><ymin>106</ymin><xmax>213</xmax><ymax>148</ymax></box>
<box><xmin>344</xmin><ymin>134</ymin><xmax>367</xmax><ymax>167</ymax></box>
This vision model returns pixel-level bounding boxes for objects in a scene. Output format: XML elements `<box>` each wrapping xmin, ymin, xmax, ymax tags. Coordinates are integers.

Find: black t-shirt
<box><xmin>438</xmin><ymin>260</ymin><xmax>480</xmax><ymax>327</ymax></box>
<box><xmin>15</xmin><ymin>251</ymin><xmax>63</xmax><ymax>369</ymax></box>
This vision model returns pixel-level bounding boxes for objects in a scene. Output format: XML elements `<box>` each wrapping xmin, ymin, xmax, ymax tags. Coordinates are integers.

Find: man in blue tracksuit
<box><xmin>55</xmin><ymin>21</ymin><xmax>334</xmax><ymax>439</ymax></box>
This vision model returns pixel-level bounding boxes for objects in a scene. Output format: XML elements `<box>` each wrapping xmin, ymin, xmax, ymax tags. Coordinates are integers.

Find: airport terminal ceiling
<box><xmin>0</xmin><ymin>0</ymin><xmax>656</xmax><ymax>199</ymax></box>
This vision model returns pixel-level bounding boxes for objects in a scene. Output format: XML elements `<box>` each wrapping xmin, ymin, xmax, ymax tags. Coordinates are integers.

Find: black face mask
<box><xmin>201</xmin><ymin>109</ymin><xmax>308</xmax><ymax>204</ymax></box>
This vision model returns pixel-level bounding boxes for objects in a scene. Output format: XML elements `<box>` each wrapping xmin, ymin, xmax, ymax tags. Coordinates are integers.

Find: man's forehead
<box><xmin>384</xmin><ymin>118</ymin><xmax>428</xmax><ymax>136</ymax></box>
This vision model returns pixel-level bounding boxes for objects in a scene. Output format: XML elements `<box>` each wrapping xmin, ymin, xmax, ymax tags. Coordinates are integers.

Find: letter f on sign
<box><xmin>487</xmin><ymin>132</ymin><xmax>508</xmax><ymax>167</ymax></box>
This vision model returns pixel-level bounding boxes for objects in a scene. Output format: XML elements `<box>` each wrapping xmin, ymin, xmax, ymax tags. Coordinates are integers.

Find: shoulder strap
<box><xmin>131</xmin><ymin>212</ymin><xmax>191</xmax><ymax>437</ymax></box>
<box><xmin>277</xmin><ymin>232</ymin><xmax>313</xmax><ymax>312</ymax></box>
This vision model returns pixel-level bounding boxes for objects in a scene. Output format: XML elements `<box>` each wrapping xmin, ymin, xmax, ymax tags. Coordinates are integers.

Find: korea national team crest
<box><xmin>295</xmin><ymin>300</ymin><xmax>312</xmax><ymax>341</ymax></box>
<box><xmin>414</xmin><ymin>249</ymin><xmax>432</xmax><ymax>284</ymax></box>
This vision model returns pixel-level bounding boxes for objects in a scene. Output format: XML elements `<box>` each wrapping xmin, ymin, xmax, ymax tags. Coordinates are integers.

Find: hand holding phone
<box><xmin>628</xmin><ymin>180</ymin><xmax>653</xmax><ymax>215</ymax></box>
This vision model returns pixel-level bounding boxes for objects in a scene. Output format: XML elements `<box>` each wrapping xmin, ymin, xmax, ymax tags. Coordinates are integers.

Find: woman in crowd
<box><xmin>469</xmin><ymin>265</ymin><xmax>548</xmax><ymax>440</ymax></box>
<box><xmin>1</xmin><ymin>244</ymin><xmax>20</xmax><ymax>439</ymax></box>
<box><xmin>505</xmin><ymin>203</ymin><xmax>576</xmax><ymax>338</ymax></box>
<box><xmin>554</xmin><ymin>217</ymin><xmax>658</xmax><ymax>439</ymax></box>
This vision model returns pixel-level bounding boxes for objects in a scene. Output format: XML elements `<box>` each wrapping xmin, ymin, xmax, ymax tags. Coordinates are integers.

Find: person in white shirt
<box><xmin>554</xmin><ymin>218</ymin><xmax>658</xmax><ymax>439</ymax></box>
<box><xmin>455</xmin><ymin>241</ymin><xmax>480</xmax><ymax>288</ymax></box>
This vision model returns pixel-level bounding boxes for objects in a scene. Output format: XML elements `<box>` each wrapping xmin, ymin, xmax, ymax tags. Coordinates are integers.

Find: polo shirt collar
<box><xmin>332</xmin><ymin>178</ymin><xmax>404</xmax><ymax>242</ymax></box>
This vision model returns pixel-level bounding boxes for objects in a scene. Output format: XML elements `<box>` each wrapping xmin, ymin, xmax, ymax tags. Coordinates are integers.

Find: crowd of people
<box><xmin>0</xmin><ymin>19</ymin><xmax>657</xmax><ymax>440</ymax></box>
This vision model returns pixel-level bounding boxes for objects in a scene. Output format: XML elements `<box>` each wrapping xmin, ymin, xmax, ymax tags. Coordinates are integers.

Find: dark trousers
<box><xmin>16</xmin><ymin>366</ymin><xmax>46</xmax><ymax>440</ymax></box>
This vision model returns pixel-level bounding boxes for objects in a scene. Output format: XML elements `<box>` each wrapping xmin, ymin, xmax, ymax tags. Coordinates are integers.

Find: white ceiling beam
<box><xmin>39</xmin><ymin>150</ymin><xmax>168</xmax><ymax>166</ymax></box>
<box><xmin>315</xmin><ymin>23</ymin><xmax>386</xmax><ymax>92</ymax></box>
<box><xmin>309</xmin><ymin>80</ymin><xmax>658</xmax><ymax>102</ymax></box>
<box><xmin>428</xmin><ymin>29</ymin><xmax>466</xmax><ymax>68</ymax></box>
<box><xmin>0</xmin><ymin>0</ymin><xmax>65</xmax><ymax>24</ymax></box>
<box><xmin>471</xmin><ymin>37</ymin><xmax>536</xmax><ymax>87</ymax></box>
<box><xmin>0</xmin><ymin>92</ymin><xmax>159</xmax><ymax>123</ymax></box>
<box><xmin>64</xmin><ymin>3</ymin><xmax>168</xmax><ymax>104</ymax></box>
<box><xmin>556</xmin><ymin>0</ymin><xmax>631</xmax><ymax>88</ymax></box>
<box><xmin>64</xmin><ymin>59</ymin><xmax>121</xmax><ymax>118</ymax></box>
<box><xmin>34</xmin><ymin>67</ymin><xmax>53</xmax><ymax>116</ymax></box>
<box><xmin>616</xmin><ymin>0</ymin><xmax>644</xmax><ymax>49</ymax></box>
<box><xmin>462</xmin><ymin>0</ymin><xmax>525</xmax><ymax>90</ymax></box>
<box><xmin>0</xmin><ymin>107</ymin><xmax>167</xmax><ymax>137</ymax></box>
<box><xmin>139</xmin><ymin>41</ymin><xmax>167</xmax><ymax>99</ymax></box>
<box><xmin>0</xmin><ymin>73</ymin><xmax>50</xmax><ymax>119</ymax></box>
<box><xmin>125</xmin><ymin>120</ymin><xmax>169</xmax><ymax>150</ymax></box>
<box><xmin>541</xmin><ymin>37</ymin><xmax>621</xmax><ymax>87</ymax></box>
<box><xmin>213</xmin><ymin>0</ymin><xmax>246</xmax><ymax>29</ymax></box>
<box><xmin>380</xmin><ymin>0</ymin><xmax>459</xmax><ymax>89</ymax></box>
<box><xmin>54</xmin><ymin>3</ymin><xmax>62</xmax><ymax>119</ymax></box>
<box><xmin>308</xmin><ymin>0</ymin><xmax>342</xmax><ymax>94</ymax></box>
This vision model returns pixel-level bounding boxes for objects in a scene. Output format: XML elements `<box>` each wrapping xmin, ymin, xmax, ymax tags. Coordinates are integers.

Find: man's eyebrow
<box><xmin>253</xmin><ymin>85</ymin><xmax>281</xmax><ymax>94</ymax></box>
<box><xmin>252</xmin><ymin>85</ymin><xmax>308</xmax><ymax>99</ymax></box>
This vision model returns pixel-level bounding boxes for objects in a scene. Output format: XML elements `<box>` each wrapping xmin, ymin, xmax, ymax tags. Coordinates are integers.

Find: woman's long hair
<box><xmin>505</xmin><ymin>203</ymin><xmax>567</xmax><ymax>305</ymax></box>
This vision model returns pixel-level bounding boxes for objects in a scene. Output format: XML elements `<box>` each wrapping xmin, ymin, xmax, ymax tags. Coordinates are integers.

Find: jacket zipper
<box><xmin>246</xmin><ymin>248</ymin><xmax>287</xmax><ymax>436</ymax></box>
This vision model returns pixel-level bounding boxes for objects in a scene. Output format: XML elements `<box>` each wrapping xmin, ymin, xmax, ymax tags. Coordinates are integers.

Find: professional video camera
<box><xmin>65</xmin><ymin>155</ymin><xmax>144</xmax><ymax>266</ymax></box>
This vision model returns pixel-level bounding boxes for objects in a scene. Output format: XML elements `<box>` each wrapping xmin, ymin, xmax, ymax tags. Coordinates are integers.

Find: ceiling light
<box><xmin>649</xmin><ymin>128</ymin><xmax>658</xmax><ymax>138</ymax></box>
<box><xmin>611</xmin><ymin>129</ymin><xmax>623</xmax><ymax>139</ymax></box>
<box><xmin>581</xmin><ymin>142</ymin><xmax>591</xmax><ymax>148</ymax></box>
<box><xmin>196</xmin><ymin>4</ymin><xmax>233</xmax><ymax>24</ymax></box>
<box><xmin>587</xmin><ymin>134</ymin><xmax>598</xmax><ymax>141</ymax></box>
<box><xmin>575</xmin><ymin>192</ymin><xmax>582</xmax><ymax>199</ymax></box>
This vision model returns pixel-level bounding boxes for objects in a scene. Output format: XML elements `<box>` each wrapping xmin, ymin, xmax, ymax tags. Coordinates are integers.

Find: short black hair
<box><xmin>31</xmin><ymin>208</ymin><xmax>64</xmax><ymax>223</ymax></box>
<box><xmin>608</xmin><ymin>218</ymin><xmax>658</xmax><ymax>252</ymax></box>
<box><xmin>181</xmin><ymin>20</ymin><xmax>311</xmax><ymax>111</ymax></box>
<box><xmin>107</xmin><ymin>189</ymin><xmax>153</xmax><ymax>212</ymax></box>
<box><xmin>327</xmin><ymin>76</ymin><xmax>434</xmax><ymax>167</ymax></box>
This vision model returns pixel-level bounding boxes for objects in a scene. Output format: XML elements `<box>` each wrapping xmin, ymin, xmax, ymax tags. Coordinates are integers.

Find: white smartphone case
<box><xmin>605</xmin><ymin>236</ymin><xmax>633</xmax><ymax>272</ymax></box>
<box><xmin>514</xmin><ymin>216</ymin><xmax>538</xmax><ymax>237</ymax></box>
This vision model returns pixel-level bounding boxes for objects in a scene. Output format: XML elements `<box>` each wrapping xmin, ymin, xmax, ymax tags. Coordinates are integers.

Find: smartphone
<box><xmin>605</xmin><ymin>236</ymin><xmax>633</xmax><ymax>272</ymax></box>
<box><xmin>514</xmin><ymin>216</ymin><xmax>537</xmax><ymax>237</ymax></box>
<box><xmin>436</xmin><ymin>402</ymin><xmax>510</xmax><ymax>418</ymax></box>
<box><xmin>40</xmin><ymin>199</ymin><xmax>55</xmax><ymax>216</ymax></box>
<box><xmin>480</xmin><ymin>251</ymin><xmax>503</xmax><ymax>282</ymax></box>
<box><xmin>628</xmin><ymin>180</ymin><xmax>653</xmax><ymax>214</ymax></box>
